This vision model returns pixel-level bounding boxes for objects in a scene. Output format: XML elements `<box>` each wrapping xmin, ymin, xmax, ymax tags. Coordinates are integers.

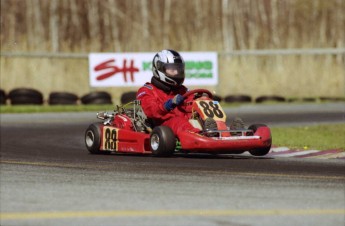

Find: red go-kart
<box><xmin>85</xmin><ymin>89</ymin><xmax>272</xmax><ymax>157</ymax></box>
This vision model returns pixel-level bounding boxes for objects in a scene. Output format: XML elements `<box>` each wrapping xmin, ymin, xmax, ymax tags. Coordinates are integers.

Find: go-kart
<box><xmin>85</xmin><ymin>89</ymin><xmax>272</xmax><ymax>157</ymax></box>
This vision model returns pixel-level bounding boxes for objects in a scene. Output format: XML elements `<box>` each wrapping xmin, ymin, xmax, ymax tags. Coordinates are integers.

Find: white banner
<box><xmin>89</xmin><ymin>52</ymin><xmax>218</xmax><ymax>87</ymax></box>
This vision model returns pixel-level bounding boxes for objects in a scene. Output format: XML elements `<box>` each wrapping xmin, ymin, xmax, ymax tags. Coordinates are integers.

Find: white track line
<box><xmin>270</xmin><ymin>147</ymin><xmax>291</xmax><ymax>153</ymax></box>
<box><xmin>272</xmin><ymin>150</ymin><xmax>320</xmax><ymax>157</ymax></box>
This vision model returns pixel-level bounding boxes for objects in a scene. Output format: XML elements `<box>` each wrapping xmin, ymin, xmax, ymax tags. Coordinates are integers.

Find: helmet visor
<box><xmin>164</xmin><ymin>63</ymin><xmax>185</xmax><ymax>79</ymax></box>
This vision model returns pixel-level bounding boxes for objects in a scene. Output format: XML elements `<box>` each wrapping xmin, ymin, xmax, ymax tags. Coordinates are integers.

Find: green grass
<box><xmin>271</xmin><ymin>124</ymin><xmax>345</xmax><ymax>151</ymax></box>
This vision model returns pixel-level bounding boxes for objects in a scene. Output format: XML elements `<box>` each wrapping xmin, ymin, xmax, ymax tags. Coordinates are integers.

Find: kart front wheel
<box><xmin>85</xmin><ymin>123</ymin><xmax>103</xmax><ymax>154</ymax></box>
<box><xmin>248</xmin><ymin>124</ymin><xmax>271</xmax><ymax>156</ymax></box>
<box><xmin>150</xmin><ymin>126</ymin><xmax>176</xmax><ymax>157</ymax></box>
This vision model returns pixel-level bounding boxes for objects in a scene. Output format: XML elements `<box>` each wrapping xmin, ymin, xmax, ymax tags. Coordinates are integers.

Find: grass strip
<box><xmin>271</xmin><ymin>124</ymin><xmax>345</xmax><ymax>151</ymax></box>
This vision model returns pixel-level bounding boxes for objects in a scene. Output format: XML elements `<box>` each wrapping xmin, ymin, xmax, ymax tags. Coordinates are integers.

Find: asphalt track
<box><xmin>0</xmin><ymin>103</ymin><xmax>344</xmax><ymax>226</ymax></box>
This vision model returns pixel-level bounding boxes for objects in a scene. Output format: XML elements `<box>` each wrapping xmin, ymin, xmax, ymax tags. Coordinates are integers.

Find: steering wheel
<box><xmin>182</xmin><ymin>89</ymin><xmax>213</xmax><ymax>99</ymax></box>
<box><xmin>178</xmin><ymin>89</ymin><xmax>214</xmax><ymax>113</ymax></box>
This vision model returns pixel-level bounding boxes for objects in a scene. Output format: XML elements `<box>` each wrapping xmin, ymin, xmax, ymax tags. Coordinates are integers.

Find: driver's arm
<box><xmin>136</xmin><ymin>87</ymin><xmax>170</xmax><ymax>120</ymax></box>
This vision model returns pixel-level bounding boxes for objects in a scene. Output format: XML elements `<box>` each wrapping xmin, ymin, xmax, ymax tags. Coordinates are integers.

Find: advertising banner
<box><xmin>89</xmin><ymin>52</ymin><xmax>218</xmax><ymax>87</ymax></box>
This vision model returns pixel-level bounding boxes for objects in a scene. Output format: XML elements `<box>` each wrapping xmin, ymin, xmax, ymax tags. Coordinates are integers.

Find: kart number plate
<box><xmin>195</xmin><ymin>100</ymin><xmax>226</xmax><ymax>122</ymax></box>
<box><xmin>102</xmin><ymin>126</ymin><xmax>118</xmax><ymax>151</ymax></box>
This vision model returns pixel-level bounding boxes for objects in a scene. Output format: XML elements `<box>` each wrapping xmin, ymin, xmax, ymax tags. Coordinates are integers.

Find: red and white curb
<box><xmin>267</xmin><ymin>147</ymin><xmax>345</xmax><ymax>159</ymax></box>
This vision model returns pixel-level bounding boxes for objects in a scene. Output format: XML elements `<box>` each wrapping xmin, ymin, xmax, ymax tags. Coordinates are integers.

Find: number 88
<box><xmin>199</xmin><ymin>101</ymin><xmax>224</xmax><ymax>119</ymax></box>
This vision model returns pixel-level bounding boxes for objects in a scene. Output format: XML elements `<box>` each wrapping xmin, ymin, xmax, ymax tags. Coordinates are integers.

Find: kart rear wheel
<box><xmin>150</xmin><ymin>126</ymin><xmax>176</xmax><ymax>157</ymax></box>
<box><xmin>85</xmin><ymin>123</ymin><xmax>108</xmax><ymax>154</ymax></box>
<box><xmin>248</xmin><ymin>124</ymin><xmax>271</xmax><ymax>156</ymax></box>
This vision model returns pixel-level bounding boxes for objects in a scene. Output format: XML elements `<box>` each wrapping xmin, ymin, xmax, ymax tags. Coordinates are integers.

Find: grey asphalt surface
<box><xmin>0</xmin><ymin>103</ymin><xmax>344</xmax><ymax>226</ymax></box>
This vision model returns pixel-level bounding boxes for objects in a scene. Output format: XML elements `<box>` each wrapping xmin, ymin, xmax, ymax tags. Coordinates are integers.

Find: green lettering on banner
<box><xmin>142</xmin><ymin>62</ymin><xmax>151</xmax><ymax>71</ymax></box>
<box><xmin>204</xmin><ymin>61</ymin><xmax>212</xmax><ymax>69</ymax></box>
<box><xmin>186</xmin><ymin>73</ymin><xmax>212</xmax><ymax>78</ymax></box>
<box><xmin>143</xmin><ymin>60</ymin><xmax>214</xmax><ymax>78</ymax></box>
<box><xmin>185</xmin><ymin>61</ymin><xmax>213</xmax><ymax>70</ymax></box>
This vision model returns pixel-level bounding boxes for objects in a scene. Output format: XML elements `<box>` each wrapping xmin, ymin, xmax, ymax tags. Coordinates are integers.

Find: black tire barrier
<box><xmin>301</xmin><ymin>97</ymin><xmax>317</xmax><ymax>102</ymax></box>
<box><xmin>212</xmin><ymin>95</ymin><xmax>223</xmax><ymax>102</ymax></box>
<box><xmin>287</xmin><ymin>97</ymin><xmax>299</xmax><ymax>102</ymax></box>
<box><xmin>85</xmin><ymin>98</ymin><xmax>113</xmax><ymax>105</ymax></box>
<box><xmin>320</xmin><ymin>97</ymin><xmax>345</xmax><ymax>102</ymax></box>
<box><xmin>8</xmin><ymin>88</ymin><xmax>43</xmax><ymax>105</ymax></box>
<box><xmin>48</xmin><ymin>92</ymin><xmax>79</xmax><ymax>105</ymax></box>
<box><xmin>224</xmin><ymin>95</ymin><xmax>252</xmax><ymax>103</ymax></box>
<box><xmin>288</xmin><ymin>97</ymin><xmax>317</xmax><ymax>103</ymax></box>
<box><xmin>255</xmin><ymin>95</ymin><xmax>286</xmax><ymax>103</ymax></box>
<box><xmin>81</xmin><ymin>91</ymin><xmax>113</xmax><ymax>105</ymax></box>
<box><xmin>120</xmin><ymin>91</ymin><xmax>137</xmax><ymax>104</ymax></box>
<box><xmin>10</xmin><ymin>96</ymin><xmax>44</xmax><ymax>105</ymax></box>
<box><xmin>0</xmin><ymin>89</ymin><xmax>6</xmax><ymax>105</ymax></box>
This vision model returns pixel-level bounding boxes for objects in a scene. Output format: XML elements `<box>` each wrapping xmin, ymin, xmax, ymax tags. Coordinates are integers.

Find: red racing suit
<box><xmin>136</xmin><ymin>83</ymin><xmax>199</xmax><ymax>137</ymax></box>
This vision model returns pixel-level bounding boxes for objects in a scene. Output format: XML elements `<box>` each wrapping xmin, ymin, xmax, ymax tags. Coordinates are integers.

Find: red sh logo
<box><xmin>94</xmin><ymin>59</ymin><xmax>139</xmax><ymax>82</ymax></box>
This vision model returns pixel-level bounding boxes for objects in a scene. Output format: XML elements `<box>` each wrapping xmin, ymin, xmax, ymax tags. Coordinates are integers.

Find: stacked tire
<box><xmin>224</xmin><ymin>95</ymin><xmax>252</xmax><ymax>103</ymax></box>
<box><xmin>120</xmin><ymin>91</ymin><xmax>137</xmax><ymax>104</ymax></box>
<box><xmin>0</xmin><ymin>89</ymin><xmax>7</xmax><ymax>105</ymax></box>
<box><xmin>255</xmin><ymin>95</ymin><xmax>285</xmax><ymax>103</ymax></box>
<box><xmin>81</xmin><ymin>91</ymin><xmax>113</xmax><ymax>105</ymax></box>
<box><xmin>48</xmin><ymin>92</ymin><xmax>79</xmax><ymax>105</ymax></box>
<box><xmin>8</xmin><ymin>88</ymin><xmax>43</xmax><ymax>105</ymax></box>
<box><xmin>212</xmin><ymin>94</ymin><xmax>223</xmax><ymax>102</ymax></box>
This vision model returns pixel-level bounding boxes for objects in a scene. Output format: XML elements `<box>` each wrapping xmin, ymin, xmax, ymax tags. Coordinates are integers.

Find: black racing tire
<box><xmin>150</xmin><ymin>126</ymin><xmax>176</xmax><ymax>157</ymax></box>
<box><xmin>8</xmin><ymin>88</ymin><xmax>43</xmax><ymax>105</ymax></box>
<box><xmin>0</xmin><ymin>89</ymin><xmax>7</xmax><ymax>105</ymax></box>
<box><xmin>224</xmin><ymin>95</ymin><xmax>252</xmax><ymax>103</ymax></box>
<box><xmin>255</xmin><ymin>95</ymin><xmax>285</xmax><ymax>103</ymax></box>
<box><xmin>81</xmin><ymin>91</ymin><xmax>112</xmax><ymax>105</ymax></box>
<box><xmin>120</xmin><ymin>91</ymin><xmax>137</xmax><ymax>104</ymax></box>
<box><xmin>48</xmin><ymin>92</ymin><xmax>78</xmax><ymax>105</ymax></box>
<box><xmin>85</xmin><ymin>123</ymin><xmax>104</xmax><ymax>154</ymax></box>
<box><xmin>248</xmin><ymin>124</ymin><xmax>271</xmax><ymax>156</ymax></box>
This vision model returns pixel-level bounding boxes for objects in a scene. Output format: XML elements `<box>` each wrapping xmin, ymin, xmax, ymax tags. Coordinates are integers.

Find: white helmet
<box><xmin>152</xmin><ymin>49</ymin><xmax>185</xmax><ymax>87</ymax></box>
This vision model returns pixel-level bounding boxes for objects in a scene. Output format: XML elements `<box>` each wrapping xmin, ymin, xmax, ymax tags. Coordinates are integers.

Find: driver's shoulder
<box><xmin>137</xmin><ymin>83</ymin><xmax>160</xmax><ymax>99</ymax></box>
<box><xmin>138</xmin><ymin>83</ymin><xmax>156</xmax><ymax>93</ymax></box>
<box><xmin>142</xmin><ymin>83</ymin><xmax>154</xmax><ymax>90</ymax></box>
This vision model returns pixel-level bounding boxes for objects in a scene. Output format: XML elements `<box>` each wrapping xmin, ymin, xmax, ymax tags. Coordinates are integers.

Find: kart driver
<box><xmin>136</xmin><ymin>49</ymin><xmax>217</xmax><ymax>137</ymax></box>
